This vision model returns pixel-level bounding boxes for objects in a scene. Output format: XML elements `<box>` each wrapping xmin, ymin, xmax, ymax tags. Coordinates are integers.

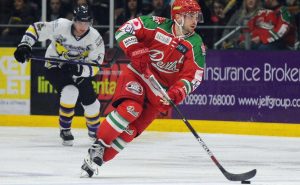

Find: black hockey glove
<box><xmin>14</xmin><ymin>43</ymin><xmax>32</xmax><ymax>63</ymax></box>
<box><xmin>61</xmin><ymin>63</ymin><xmax>83</xmax><ymax>77</ymax></box>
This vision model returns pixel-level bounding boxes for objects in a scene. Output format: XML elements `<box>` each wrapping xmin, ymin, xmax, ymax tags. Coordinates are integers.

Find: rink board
<box><xmin>0</xmin><ymin>115</ymin><xmax>299</xmax><ymax>137</ymax></box>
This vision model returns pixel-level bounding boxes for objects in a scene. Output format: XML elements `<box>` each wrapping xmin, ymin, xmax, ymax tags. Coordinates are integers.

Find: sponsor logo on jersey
<box><xmin>123</xmin><ymin>36</ymin><xmax>138</xmax><ymax>48</ymax></box>
<box><xmin>176</xmin><ymin>44</ymin><xmax>188</xmax><ymax>54</ymax></box>
<box><xmin>152</xmin><ymin>16</ymin><xmax>166</xmax><ymax>24</ymax></box>
<box><xmin>125</xmin><ymin>81</ymin><xmax>143</xmax><ymax>95</ymax></box>
<box><xmin>155</xmin><ymin>32</ymin><xmax>171</xmax><ymax>45</ymax></box>
<box><xmin>95</xmin><ymin>36</ymin><xmax>103</xmax><ymax>47</ymax></box>
<box><xmin>126</xmin><ymin>106</ymin><xmax>139</xmax><ymax>117</ymax></box>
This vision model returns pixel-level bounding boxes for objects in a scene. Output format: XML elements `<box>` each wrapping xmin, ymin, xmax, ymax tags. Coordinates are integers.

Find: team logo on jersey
<box><xmin>149</xmin><ymin>50</ymin><xmax>183</xmax><ymax>73</ymax></box>
<box><xmin>119</xmin><ymin>23</ymin><xmax>134</xmax><ymax>34</ymax></box>
<box><xmin>125</xmin><ymin>81</ymin><xmax>143</xmax><ymax>95</ymax></box>
<box><xmin>149</xmin><ymin>50</ymin><xmax>164</xmax><ymax>61</ymax></box>
<box><xmin>123</xmin><ymin>36</ymin><xmax>138</xmax><ymax>48</ymax></box>
<box><xmin>155</xmin><ymin>32</ymin><xmax>171</xmax><ymax>45</ymax></box>
<box><xmin>152</xmin><ymin>16</ymin><xmax>166</xmax><ymax>24</ymax></box>
<box><xmin>126</xmin><ymin>106</ymin><xmax>139</xmax><ymax>117</ymax></box>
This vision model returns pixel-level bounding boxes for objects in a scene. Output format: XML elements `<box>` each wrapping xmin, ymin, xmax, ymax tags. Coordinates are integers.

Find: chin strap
<box><xmin>174</xmin><ymin>17</ymin><xmax>185</xmax><ymax>38</ymax></box>
<box><xmin>174</xmin><ymin>17</ymin><xmax>195</xmax><ymax>39</ymax></box>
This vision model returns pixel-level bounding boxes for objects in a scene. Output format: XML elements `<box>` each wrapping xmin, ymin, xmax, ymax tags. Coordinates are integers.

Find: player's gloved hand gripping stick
<box><xmin>147</xmin><ymin>71</ymin><xmax>257</xmax><ymax>182</ymax></box>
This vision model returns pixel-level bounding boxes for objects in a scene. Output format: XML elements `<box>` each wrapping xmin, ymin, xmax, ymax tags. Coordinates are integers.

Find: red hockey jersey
<box><xmin>115</xmin><ymin>16</ymin><xmax>206</xmax><ymax>95</ymax></box>
<box><xmin>247</xmin><ymin>7</ymin><xmax>297</xmax><ymax>48</ymax></box>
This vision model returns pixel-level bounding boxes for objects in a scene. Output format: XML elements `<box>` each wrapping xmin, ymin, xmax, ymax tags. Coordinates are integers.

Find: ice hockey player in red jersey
<box><xmin>14</xmin><ymin>5</ymin><xmax>105</xmax><ymax>146</ymax></box>
<box><xmin>246</xmin><ymin>0</ymin><xmax>297</xmax><ymax>50</ymax></box>
<box><xmin>80</xmin><ymin>0</ymin><xmax>206</xmax><ymax>177</ymax></box>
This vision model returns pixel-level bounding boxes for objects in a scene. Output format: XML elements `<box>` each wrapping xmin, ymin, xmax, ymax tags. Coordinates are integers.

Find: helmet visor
<box><xmin>182</xmin><ymin>12</ymin><xmax>204</xmax><ymax>23</ymax></box>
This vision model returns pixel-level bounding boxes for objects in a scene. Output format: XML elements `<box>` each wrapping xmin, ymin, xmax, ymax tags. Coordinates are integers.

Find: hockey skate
<box><xmin>80</xmin><ymin>140</ymin><xmax>106</xmax><ymax>178</ymax></box>
<box><xmin>60</xmin><ymin>128</ymin><xmax>74</xmax><ymax>146</ymax></box>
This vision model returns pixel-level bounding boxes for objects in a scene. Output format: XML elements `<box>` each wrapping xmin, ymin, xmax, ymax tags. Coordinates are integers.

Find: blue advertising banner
<box><xmin>174</xmin><ymin>51</ymin><xmax>300</xmax><ymax>123</ymax></box>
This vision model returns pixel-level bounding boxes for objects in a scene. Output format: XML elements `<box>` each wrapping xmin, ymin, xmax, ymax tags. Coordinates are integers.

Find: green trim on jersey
<box><xmin>280</xmin><ymin>6</ymin><xmax>291</xmax><ymax>23</ymax></box>
<box><xmin>181</xmin><ymin>79</ymin><xmax>192</xmax><ymax>94</ymax></box>
<box><xmin>139</xmin><ymin>16</ymin><xmax>173</xmax><ymax>34</ymax></box>
<box><xmin>115</xmin><ymin>31</ymin><xmax>133</xmax><ymax>45</ymax></box>
<box><xmin>185</xmin><ymin>34</ymin><xmax>205</xmax><ymax>68</ymax></box>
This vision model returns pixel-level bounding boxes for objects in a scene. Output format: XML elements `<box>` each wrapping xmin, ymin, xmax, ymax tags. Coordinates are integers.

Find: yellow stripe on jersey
<box><xmin>91</xmin><ymin>66</ymin><xmax>99</xmax><ymax>76</ymax></box>
<box><xmin>26</xmin><ymin>25</ymin><xmax>38</xmax><ymax>38</ymax></box>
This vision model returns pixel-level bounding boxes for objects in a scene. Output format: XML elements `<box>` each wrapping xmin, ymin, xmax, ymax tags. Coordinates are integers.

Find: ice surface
<box><xmin>0</xmin><ymin>127</ymin><xmax>299</xmax><ymax>185</ymax></box>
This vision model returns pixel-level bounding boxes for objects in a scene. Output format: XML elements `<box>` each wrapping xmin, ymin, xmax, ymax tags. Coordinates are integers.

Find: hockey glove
<box><xmin>127</xmin><ymin>43</ymin><xmax>150</xmax><ymax>75</ymax></box>
<box><xmin>14</xmin><ymin>43</ymin><xmax>32</xmax><ymax>63</ymax></box>
<box><xmin>158</xmin><ymin>86</ymin><xmax>186</xmax><ymax>112</ymax></box>
<box><xmin>61</xmin><ymin>63</ymin><xmax>83</xmax><ymax>77</ymax></box>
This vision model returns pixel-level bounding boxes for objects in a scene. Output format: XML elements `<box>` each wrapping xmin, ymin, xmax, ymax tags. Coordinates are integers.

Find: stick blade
<box><xmin>224</xmin><ymin>169</ymin><xmax>257</xmax><ymax>181</ymax></box>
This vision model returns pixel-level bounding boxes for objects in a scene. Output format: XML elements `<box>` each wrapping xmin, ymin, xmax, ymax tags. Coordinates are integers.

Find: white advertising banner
<box><xmin>0</xmin><ymin>48</ymin><xmax>30</xmax><ymax>114</ymax></box>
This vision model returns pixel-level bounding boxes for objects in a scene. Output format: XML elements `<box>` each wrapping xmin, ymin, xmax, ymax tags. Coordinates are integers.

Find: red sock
<box><xmin>96</xmin><ymin>119</ymin><xmax>120</xmax><ymax>145</ymax></box>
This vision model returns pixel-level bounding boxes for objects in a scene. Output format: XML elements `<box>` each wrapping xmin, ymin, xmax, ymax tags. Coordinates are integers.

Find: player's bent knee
<box><xmin>82</xmin><ymin>99</ymin><xmax>100</xmax><ymax>116</ymax></box>
<box><xmin>116</xmin><ymin>99</ymin><xmax>143</xmax><ymax>123</ymax></box>
<box><xmin>60</xmin><ymin>85</ymin><xmax>79</xmax><ymax>104</ymax></box>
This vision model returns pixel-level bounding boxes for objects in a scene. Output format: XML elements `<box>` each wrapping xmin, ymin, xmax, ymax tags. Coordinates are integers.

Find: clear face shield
<box><xmin>181</xmin><ymin>11</ymin><xmax>204</xmax><ymax>24</ymax></box>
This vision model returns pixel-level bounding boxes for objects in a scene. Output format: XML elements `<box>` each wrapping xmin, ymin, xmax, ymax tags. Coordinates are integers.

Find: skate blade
<box><xmin>80</xmin><ymin>155</ymin><xmax>100</xmax><ymax>177</ymax></box>
<box><xmin>80</xmin><ymin>169</ymin><xmax>91</xmax><ymax>178</ymax></box>
<box><xmin>62</xmin><ymin>140</ymin><xmax>74</xmax><ymax>146</ymax></box>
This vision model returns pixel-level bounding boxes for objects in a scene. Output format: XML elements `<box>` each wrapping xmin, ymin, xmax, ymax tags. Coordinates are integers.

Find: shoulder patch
<box><xmin>128</xmin><ymin>18</ymin><xmax>142</xmax><ymax>30</ymax></box>
<box><xmin>176</xmin><ymin>43</ymin><xmax>188</xmax><ymax>54</ymax></box>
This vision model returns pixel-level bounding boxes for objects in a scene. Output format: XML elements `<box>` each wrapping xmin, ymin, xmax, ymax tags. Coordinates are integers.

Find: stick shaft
<box><xmin>148</xmin><ymin>74</ymin><xmax>256</xmax><ymax>181</ymax></box>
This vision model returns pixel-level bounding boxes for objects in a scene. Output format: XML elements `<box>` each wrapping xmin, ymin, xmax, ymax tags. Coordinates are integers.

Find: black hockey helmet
<box><xmin>73</xmin><ymin>5</ymin><xmax>92</xmax><ymax>22</ymax></box>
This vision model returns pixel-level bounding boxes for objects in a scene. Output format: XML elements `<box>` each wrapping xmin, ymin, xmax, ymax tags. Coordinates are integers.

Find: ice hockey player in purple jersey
<box><xmin>14</xmin><ymin>5</ymin><xmax>105</xmax><ymax>146</ymax></box>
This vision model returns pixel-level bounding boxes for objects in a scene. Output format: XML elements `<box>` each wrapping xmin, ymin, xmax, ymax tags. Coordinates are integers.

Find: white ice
<box><xmin>0</xmin><ymin>127</ymin><xmax>299</xmax><ymax>185</ymax></box>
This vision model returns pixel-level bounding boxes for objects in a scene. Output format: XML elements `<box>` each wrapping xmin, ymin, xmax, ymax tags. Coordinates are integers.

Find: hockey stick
<box><xmin>147</xmin><ymin>73</ymin><xmax>257</xmax><ymax>182</ymax></box>
<box><xmin>30</xmin><ymin>47</ymin><xmax>121</xmax><ymax>68</ymax></box>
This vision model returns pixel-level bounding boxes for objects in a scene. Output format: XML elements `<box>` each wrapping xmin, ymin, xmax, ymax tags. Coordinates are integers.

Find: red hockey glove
<box><xmin>127</xmin><ymin>43</ymin><xmax>150</xmax><ymax>75</ymax></box>
<box><xmin>167</xmin><ymin>87</ymin><xmax>186</xmax><ymax>105</ymax></box>
<box><xmin>158</xmin><ymin>86</ymin><xmax>186</xmax><ymax>112</ymax></box>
